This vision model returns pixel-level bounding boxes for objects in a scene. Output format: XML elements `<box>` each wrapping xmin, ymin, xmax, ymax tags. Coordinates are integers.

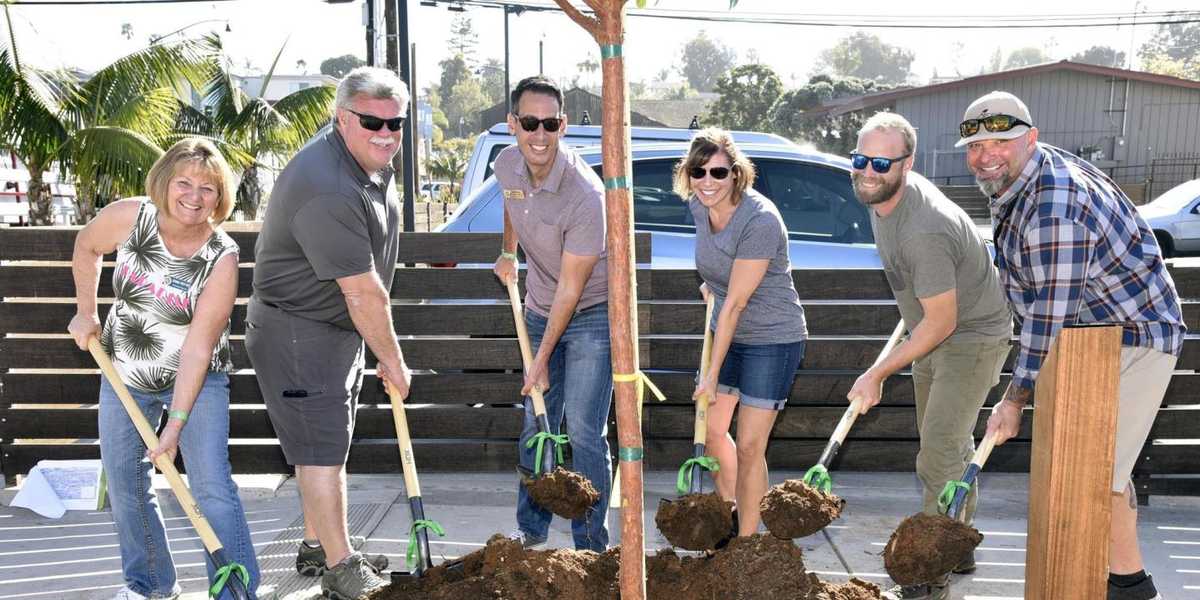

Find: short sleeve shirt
<box><xmin>252</xmin><ymin>124</ymin><xmax>401</xmax><ymax>329</ymax></box>
<box><xmin>494</xmin><ymin>142</ymin><xmax>608</xmax><ymax>317</ymax></box>
<box><xmin>870</xmin><ymin>173</ymin><xmax>1012</xmax><ymax>342</ymax></box>
<box><xmin>690</xmin><ymin>190</ymin><xmax>806</xmax><ymax>345</ymax></box>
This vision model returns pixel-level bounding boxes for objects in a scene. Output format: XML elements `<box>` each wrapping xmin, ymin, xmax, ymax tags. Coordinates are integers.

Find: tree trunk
<box><xmin>25</xmin><ymin>164</ymin><xmax>54</xmax><ymax>225</ymax></box>
<box><xmin>553</xmin><ymin>1</ymin><xmax>644</xmax><ymax>598</ymax></box>
<box><xmin>237</xmin><ymin>164</ymin><xmax>262</xmax><ymax>220</ymax></box>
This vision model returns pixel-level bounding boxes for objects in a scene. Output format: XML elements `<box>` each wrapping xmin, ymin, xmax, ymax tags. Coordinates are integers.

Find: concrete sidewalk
<box><xmin>0</xmin><ymin>472</ymin><xmax>1196</xmax><ymax>599</ymax></box>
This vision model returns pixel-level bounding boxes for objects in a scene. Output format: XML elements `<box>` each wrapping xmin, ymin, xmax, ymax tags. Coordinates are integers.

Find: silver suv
<box><xmin>440</xmin><ymin>141</ymin><xmax>881</xmax><ymax>269</ymax></box>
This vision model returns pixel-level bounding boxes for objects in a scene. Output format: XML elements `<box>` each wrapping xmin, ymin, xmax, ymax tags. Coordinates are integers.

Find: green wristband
<box><xmin>499</xmin><ymin>251</ymin><xmax>519</xmax><ymax>262</ymax></box>
<box><xmin>168</xmin><ymin>409</ymin><xmax>189</xmax><ymax>423</ymax></box>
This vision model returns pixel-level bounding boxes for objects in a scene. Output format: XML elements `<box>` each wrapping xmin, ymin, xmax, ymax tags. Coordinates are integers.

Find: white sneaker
<box><xmin>111</xmin><ymin>586</ymin><xmax>180</xmax><ymax>600</ymax></box>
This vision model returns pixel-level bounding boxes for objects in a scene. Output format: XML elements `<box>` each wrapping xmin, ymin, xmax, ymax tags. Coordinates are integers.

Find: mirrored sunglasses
<box><xmin>849</xmin><ymin>152</ymin><xmax>911</xmax><ymax>173</ymax></box>
<box><xmin>958</xmin><ymin>114</ymin><xmax>1030</xmax><ymax>138</ymax></box>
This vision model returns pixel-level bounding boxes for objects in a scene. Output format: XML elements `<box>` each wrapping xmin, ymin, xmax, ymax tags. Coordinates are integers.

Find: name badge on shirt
<box><xmin>503</xmin><ymin>189</ymin><xmax>526</xmax><ymax>200</ymax></box>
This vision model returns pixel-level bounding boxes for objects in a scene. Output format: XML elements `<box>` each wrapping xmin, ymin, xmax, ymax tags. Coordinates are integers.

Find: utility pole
<box><xmin>365</xmin><ymin>0</ymin><xmax>376</xmax><ymax>66</ymax></box>
<box><xmin>504</xmin><ymin>6</ymin><xmax>512</xmax><ymax>114</ymax></box>
<box><xmin>397</xmin><ymin>0</ymin><xmax>418</xmax><ymax>232</ymax></box>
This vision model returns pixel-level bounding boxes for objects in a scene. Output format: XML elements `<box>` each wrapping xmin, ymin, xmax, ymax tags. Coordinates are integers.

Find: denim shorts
<box><xmin>715</xmin><ymin>339</ymin><xmax>805</xmax><ymax>411</ymax></box>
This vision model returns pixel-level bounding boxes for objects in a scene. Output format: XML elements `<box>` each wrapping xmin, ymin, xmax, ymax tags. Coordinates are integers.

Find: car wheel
<box><xmin>1154</xmin><ymin>231</ymin><xmax>1175</xmax><ymax>258</ymax></box>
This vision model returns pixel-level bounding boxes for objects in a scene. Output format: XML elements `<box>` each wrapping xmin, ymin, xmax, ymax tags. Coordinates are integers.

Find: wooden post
<box><xmin>1025</xmin><ymin>325</ymin><xmax>1122</xmax><ymax>600</ymax></box>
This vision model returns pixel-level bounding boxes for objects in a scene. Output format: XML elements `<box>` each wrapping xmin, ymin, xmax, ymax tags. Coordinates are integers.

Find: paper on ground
<box><xmin>11</xmin><ymin>460</ymin><xmax>106</xmax><ymax>518</ymax></box>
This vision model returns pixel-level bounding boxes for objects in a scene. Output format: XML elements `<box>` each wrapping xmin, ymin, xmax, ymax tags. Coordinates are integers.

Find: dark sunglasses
<box><xmin>959</xmin><ymin>114</ymin><xmax>1030</xmax><ymax>138</ymax></box>
<box><xmin>849</xmin><ymin>152</ymin><xmax>911</xmax><ymax>173</ymax></box>
<box><xmin>345</xmin><ymin>108</ymin><xmax>405</xmax><ymax>132</ymax></box>
<box><xmin>688</xmin><ymin>166</ymin><xmax>731</xmax><ymax>180</ymax></box>
<box><xmin>514</xmin><ymin>114</ymin><xmax>563</xmax><ymax>133</ymax></box>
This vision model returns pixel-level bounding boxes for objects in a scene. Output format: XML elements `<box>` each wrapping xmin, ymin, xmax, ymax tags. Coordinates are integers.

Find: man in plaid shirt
<box><xmin>960</xmin><ymin>91</ymin><xmax>1184</xmax><ymax>600</ymax></box>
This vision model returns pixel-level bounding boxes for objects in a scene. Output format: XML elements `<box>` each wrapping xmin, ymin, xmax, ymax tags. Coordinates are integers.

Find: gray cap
<box><xmin>955</xmin><ymin>91</ymin><xmax>1033</xmax><ymax>147</ymax></box>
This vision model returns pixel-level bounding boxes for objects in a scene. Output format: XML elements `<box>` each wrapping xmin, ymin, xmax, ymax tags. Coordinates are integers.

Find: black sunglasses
<box><xmin>959</xmin><ymin>114</ymin><xmax>1030</xmax><ymax>138</ymax></box>
<box><xmin>850</xmin><ymin>152</ymin><xmax>911</xmax><ymax>174</ymax></box>
<box><xmin>688</xmin><ymin>166</ymin><xmax>731</xmax><ymax>180</ymax></box>
<box><xmin>514</xmin><ymin>114</ymin><xmax>563</xmax><ymax>133</ymax></box>
<box><xmin>345</xmin><ymin>108</ymin><xmax>405</xmax><ymax>132</ymax></box>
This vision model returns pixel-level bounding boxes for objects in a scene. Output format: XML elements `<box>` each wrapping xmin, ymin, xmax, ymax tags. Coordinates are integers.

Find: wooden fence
<box><xmin>1</xmin><ymin>228</ymin><xmax>1197</xmax><ymax>499</ymax></box>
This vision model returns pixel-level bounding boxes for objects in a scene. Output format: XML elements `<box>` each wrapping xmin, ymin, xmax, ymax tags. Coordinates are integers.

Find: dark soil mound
<box><xmin>655</xmin><ymin>492</ymin><xmax>734</xmax><ymax>550</ymax></box>
<box><xmin>883</xmin><ymin>512</ymin><xmax>983</xmax><ymax>585</ymax></box>
<box><xmin>523</xmin><ymin>467</ymin><xmax>601</xmax><ymax>520</ymax></box>
<box><xmin>647</xmin><ymin>534</ymin><xmax>816</xmax><ymax>600</ymax></box>
<box><xmin>760</xmin><ymin>479</ymin><xmax>846</xmax><ymax>539</ymax></box>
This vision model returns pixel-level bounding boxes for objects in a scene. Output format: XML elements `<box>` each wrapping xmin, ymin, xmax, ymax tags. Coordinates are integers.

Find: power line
<box><xmin>7</xmin><ymin>1</ymin><xmax>236</xmax><ymax>5</ymax></box>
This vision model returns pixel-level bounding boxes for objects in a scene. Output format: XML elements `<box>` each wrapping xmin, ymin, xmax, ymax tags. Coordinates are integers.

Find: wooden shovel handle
<box><xmin>506</xmin><ymin>280</ymin><xmax>549</xmax><ymax>417</ymax></box>
<box><xmin>386</xmin><ymin>381</ymin><xmax>422</xmax><ymax>498</ymax></box>
<box><xmin>834</xmin><ymin>320</ymin><xmax>907</xmax><ymax>445</ymax></box>
<box><xmin>693</xmin><ymin>294</ymin><xmax>717</xmax><ymax>445</ymax></box>
<box><xmin>87</xmin><ymin>338</ymin><xmax>226</xmax><ymax>555</ymax></box>
<box><xmin>972</xmin><ymin>430</ymin><xmax>998</xmax><ymax>469</ymax></box>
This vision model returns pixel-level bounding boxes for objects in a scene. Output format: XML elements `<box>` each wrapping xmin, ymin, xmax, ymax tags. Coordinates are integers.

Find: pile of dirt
<box><xmin>883</xmin><ymin>512</ymin><xmax>983</xmax><ymax>585</ymax></box>
<box><xmin>381</xmin><ymin>533</ymin><xmax>883</xmax><ymax>600</ymax></box>
<box><xmin>523</xmin><ymin>467</ymin><xmax>601</xmax><ymax>520</ymax></box>
<box><xmin>654</xmin><ymin>492</ymin><xmax>734</xmax><ymax>550</ymax></box>
<box><xmin>760</xmin><ymin>479</ymin><xmax>846</xmax><ymax>539</ymax></box>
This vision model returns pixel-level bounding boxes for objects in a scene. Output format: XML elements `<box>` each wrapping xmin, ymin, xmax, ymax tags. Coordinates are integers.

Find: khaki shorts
<box><xmin>1112</xmin><ymin>346</ymin><xmax>1177</xmax><ymax>493</ymax></box>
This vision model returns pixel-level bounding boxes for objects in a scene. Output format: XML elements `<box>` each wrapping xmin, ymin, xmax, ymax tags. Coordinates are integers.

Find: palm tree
<box><xmin>1</xmin><ymin>5</ymin><xmax>216</xmax><ymax>224</ymax></box>
<box><xmin>175</xmin><ymin>41</ymin><xmax>335</xmax><ymax>220</ymax></box>
<box><xmin>428</xmin><ymin>149</ymin><xmax>468</xmax><ymax>199</ymax></box>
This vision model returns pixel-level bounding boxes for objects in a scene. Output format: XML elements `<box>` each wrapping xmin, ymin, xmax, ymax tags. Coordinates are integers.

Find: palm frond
<box><xmin>72</xmin><ymin>36</ymin><xmax>216</xmax><ymax>126</ymax></box>
<box><xmin>201</xmin><ymin>63</ymin><xmax>247</xmax><ymax>129</ymax></box>
<box><xmin>212</xmin><ymin>335</ymin><xmax>232</xmax><ymax>371</ymax></box>
<box><xmin>113</xmin><ymin>266</ymin><xmax>155</xmax><ymax>313</ymax></box>
<box><xmin>168</xmin><ymin>255</ymin><xmax>209</xmax><ymax>284</ymax></box>
<box><xmin>0</xmin><ymin>48</ymin><xmax>69</xmax><ymax>164</ymax></box>
<box><xmin>127</xmin><ymin>365</ymin><xmax>174</xmax><ymax>393</ymax></box>
<box><xmin>65</xmin><ymin>126</ymin><xmax>164</xmax><ymax>199</ymax></box>
<box><xmin>124</xmin><ymin>214</ymin><xmax>172</xmax><ymax>274</ymax></box>
<box><xmin>172</xmin><ymin>99</ymin><xmax>215</xmax><ymax>136</ymax></box>
<box><xmin>269</xmin><ymin>84</ymin><xmax>336</xmax><ymax>150</ymax></box>
<box><xmin>99</xmin><ymin>86</ymin><xmax>180</xmax><ymax>142</ymax></box>
<box><xmin>152</xmin><ymin>292</ymin><xmax>194</xmax><ymax>327</ymax></box>
<box><xmin>256</xmin><ymin>36</ymin><xmax>289</xmax><ymax>100</ymax></box>
<box><xmin>116</xmin><ymin>313</ymin><xmax>164</xmax><ymax>362</ymax></box>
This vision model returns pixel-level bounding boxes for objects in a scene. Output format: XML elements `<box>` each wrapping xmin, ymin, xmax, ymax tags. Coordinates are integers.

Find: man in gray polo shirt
<box><xmin>492</xmin><ymin>76</ymin><xmax>612</xmax><ymax>551</ymax></box>
<box><xmin>847</xmin><ymin>112</ymin><xmax>1012</xmax><ymax>600</ymax></box>
<box><xmin>245</xmin><ymin>67</ymin><xmax>410</xmax><ymax>600</ymax></box>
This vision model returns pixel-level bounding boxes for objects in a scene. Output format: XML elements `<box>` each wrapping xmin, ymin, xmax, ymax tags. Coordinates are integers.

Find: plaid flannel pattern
<box><xmin>989</xmin><ymin>144</ymin><xmax>1185</xmax><ymax>390</ymax></box>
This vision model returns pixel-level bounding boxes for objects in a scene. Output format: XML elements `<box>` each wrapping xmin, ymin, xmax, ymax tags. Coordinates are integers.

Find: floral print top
<box><xmin>100</xmin><ymin>200</ymin><xmax>239</xmax><ymax>392</ymax></box>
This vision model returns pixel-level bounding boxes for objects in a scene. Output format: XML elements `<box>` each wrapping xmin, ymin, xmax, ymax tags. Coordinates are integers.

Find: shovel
<box><xmin>672</xmin><ymin>294</ymin><xmax>718</xmax><ymax>499</ymax></box>
<box><xmin>802</xmin><ymin>319</ymin><xmax>906</xmax><ymax>493</ymax></box>
<box><xmin>938</xmin><ymin>431</ymin><xmax>998</xmax><ymax>521</ymax></box>
<box><xmin>506</xmin><ymin>280</ymin><xmax>564</xmax><ymax>479</ymax></box>
<box><xmin>87</xmin><ymin>338</ymin><xmax>251</xmax><ymax>600</ymax></box>
<box><xmin>384</xmin><ymin>379</ymin><xmax>449</xmax><ymax>583</ymax></box>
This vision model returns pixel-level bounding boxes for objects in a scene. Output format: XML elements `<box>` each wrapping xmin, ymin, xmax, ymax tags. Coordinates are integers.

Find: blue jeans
<box><xmin>516</xmin><ymin>303</ymin><xmax>613</xmax><ymax>551</ymax></box>
<box><xmin>99</xmin><ymin>372</ymin><xmax>261</xmax><ymax>599</ymax></box>
<box><xmin>716</xmin><ymin>340</ymin><xmax>806</xmax><ymax>410</ymax></box>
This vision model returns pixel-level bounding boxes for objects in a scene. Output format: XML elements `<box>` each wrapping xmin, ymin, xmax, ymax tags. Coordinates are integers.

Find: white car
<box><xmin>419</xmin><ymin>181</ymin><xmax>453</xmax><ymax>201</ymax></box>
<box><xmin>1138</xmin><ymin>179</ymin><xmax>1200</xmax><ymax>257</ymax></box>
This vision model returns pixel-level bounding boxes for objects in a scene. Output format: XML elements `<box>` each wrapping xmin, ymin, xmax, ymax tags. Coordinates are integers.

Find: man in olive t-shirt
<box><xmin>848</xmin><ymin>112</ymin><xmax>1012</xmax><ymax>600</ymax></box>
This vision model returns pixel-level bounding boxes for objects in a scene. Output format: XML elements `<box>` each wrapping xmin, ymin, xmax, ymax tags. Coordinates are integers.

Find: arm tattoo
<box><xmin>1004</xmin><ymin>385</ymin><xmax>1034</xmax><ymax>407</ymax></box>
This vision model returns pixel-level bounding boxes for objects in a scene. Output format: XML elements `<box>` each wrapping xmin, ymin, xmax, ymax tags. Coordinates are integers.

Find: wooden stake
<box><xmin>1025</xmin><ymin>325</ymin><xmax>1122</xmax><ymax>600</ymax></box>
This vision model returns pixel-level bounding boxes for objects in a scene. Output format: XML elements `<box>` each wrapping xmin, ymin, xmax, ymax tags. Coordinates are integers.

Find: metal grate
<box><xmin>261</xmin><ymin>503</ymin><xmax>391</xmax><ymax>600</ymax></box>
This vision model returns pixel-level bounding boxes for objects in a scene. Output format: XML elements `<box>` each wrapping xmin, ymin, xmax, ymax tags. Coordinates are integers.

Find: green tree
<box><xmin>319</xmin><ymin>54</ymin><xmax>364</xmax><ymax>78</ymax></box>
<box><xmin>1</xmin><ymin>8</ymin><xmax>215</xmax><ymax>224</ymax></box>
<box><xmin>479</xmin><ymin>57</ymin><xmax>505</xmax><ymax>104</ymax></box>
<box><xmin>678</xmin><ymin>30</ymin><xmax>736</xmax><ymax>93</ymax></box>
<box><xmin>706</xmin><ymin>63</ymin><xmax>783</xmax><ymax>132</ymax></box>
<box><xmin>1139</xmin><ymin>17</ymin><xmax>1200</xmax><ymax>80</ymax></box>
<box><xmin>439</xmin><ymin>54</ymin><xmax>473</xmax><ymax>100</ymax></box>
<box><xmin>428</xmin><ymin>138</ymin><xmax>472</xmax><ymax>198</ymax></box>
<box><xmin>815</xmin><ymin>32</ymin><xmax>914</xmax><ymax>85</ymax></box>
<box><xmin>176</xmin><ymin>41</ymin><xmax>335</xmax><ymax>219</ymax></box>
<box><xmin>448</xmin><ymin>14</ymin><xmax>478</xmax><ymax>67</ymax></box>
<box><xmin>1070</xmin><ymin>45</ymin><xmax>1126</xmax><ymax>68</ymax></box>
<box><xmin>1004</xmin><ymin>46</ymin><xmax>1050</xmax><ymax>70</ymax></box>
<box><xmin>441</xmin><ymin>78</ymin><xmax>488</xmax><ymax>138</ymax></box>
<box><xmin>768</xmin><ymin>74</ymin><xmax>889</xmax><ymax>155</ymax></box>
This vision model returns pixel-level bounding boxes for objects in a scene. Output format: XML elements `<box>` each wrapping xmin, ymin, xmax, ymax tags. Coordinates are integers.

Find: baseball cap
<box><xmin>955</xmin><ymin>91</ymin><xmax>1033</xmax><ymax>147</ymax></box>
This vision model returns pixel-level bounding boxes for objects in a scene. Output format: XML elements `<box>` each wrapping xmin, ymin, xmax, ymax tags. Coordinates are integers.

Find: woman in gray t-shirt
<box><xmin>674</xmin><ymin>128</ymin><xmax>807</xmax><ymax>539</ymax></box>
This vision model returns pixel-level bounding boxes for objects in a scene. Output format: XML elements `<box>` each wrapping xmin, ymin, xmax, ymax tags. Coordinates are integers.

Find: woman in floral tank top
<box><xmin>67</xmin><ymin>139</ymin><xmax>261</xmax><ymax>600</ymax></box>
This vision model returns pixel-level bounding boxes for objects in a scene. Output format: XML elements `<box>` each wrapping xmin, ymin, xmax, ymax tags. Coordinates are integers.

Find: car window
<box><xmin>589</xmin><ymin>159</ymin><xmax>695</xmax><ymax>232</ymax></box>
<box><xmin>756</xmin><ymin>159</ymin><xmax>874</xmax><ymax>244</ymax></box>
<box><xmin>482</xmin><ymin>143</ymin><xmax>512</xmax><ymax>182</ymax></box>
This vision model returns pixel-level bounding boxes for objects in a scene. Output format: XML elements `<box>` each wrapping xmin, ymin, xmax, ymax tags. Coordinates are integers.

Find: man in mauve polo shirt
<box><xmin>492</xmin><ymin>75</ymin><xmax>613</xmax><ymax>551</ymax></box>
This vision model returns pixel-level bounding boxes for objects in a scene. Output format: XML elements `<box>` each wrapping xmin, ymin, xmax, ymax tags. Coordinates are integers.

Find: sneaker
<box><xmin>952</xmin><ymin>551</ymin><xmax>977</xmax><ymax>575</ymax></box>
<box><xmin>1108</xmin><ymin>573</ymin><xmax>1162</xmax><ymax>600</ymax></box>
<box><xmin>509</xmin><ymin>528</ymin><xmax>547</xmax><ymax>549</ymax></box>
<box><xmin>111</xmin><ymin>586</ymin><xmax>180</xmax><ymax>600</ymax></box>
<box><xmin>883</xmin><ymin>576</ymin><xmax>950</xmax><ymax>600</ymax></box>
<box><xmin>297</xmin><ymin>536</ymin><xmax>388</xmax><ymax>577</ymax></box>
<box><xmin>320</xmin><ymin>552</ymin><xmax>388</xmax><ymax>600</ymax></box>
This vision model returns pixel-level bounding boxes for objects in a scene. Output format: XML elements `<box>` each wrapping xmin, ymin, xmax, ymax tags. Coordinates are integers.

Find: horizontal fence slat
<box><xmin>6</xmin><ymin>371</ymin><xmax>1200</xmax><ymax>409</ymax></box>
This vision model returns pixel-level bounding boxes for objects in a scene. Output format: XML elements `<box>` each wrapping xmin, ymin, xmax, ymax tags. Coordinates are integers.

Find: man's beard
<box><xmin>852</xmin><ymin>171</ymin><xmax>903</xmax><ymax>206</ymax></box>
<box><xmin>975</xmin><ymin>172</ymin><xmax>1012</xmax><ymax>198</ymax></box>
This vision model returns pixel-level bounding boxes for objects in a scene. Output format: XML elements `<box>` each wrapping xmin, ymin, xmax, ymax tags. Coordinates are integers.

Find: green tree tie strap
<box><xmin>618</xmin><ymin>446</ymin><xmax>643</xmax><ymax>461</ymax></box>
<box><xmin>407</xmin><ymin>519</ymin><xmax>447</xmax><ymax>569</ymax></box>
<box><xmin>802</xmin><ymin>464</ymin><xmax>832</xmax><ymax>494</ymax></box>
<box><xmin>209</xmin><ymin>562</ymin><xmax>249</xmax><ymax>598</ymax></box>
<box><xmin>600</xmin><ymin>44</ymin><xmax>623</xmax><ymax>59</ymax></box>
<box><xmin>937</xmin><ymin>479</ymin><xmax>971</xmax><ymax>515</ymax></box>
<box><xmin>603</xmin><ymin>176</ymin><xmax>631</xmax><ymax>190</ymax></box>
<box><xmin>526</xmin><ymin>431</ymin><xmax>568</xmax><ymax>475</ymax></box>
<box><xmin>676</xmin><ymin>456</ymin><xmax>720</xmax><ymax>494</ymax></box>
